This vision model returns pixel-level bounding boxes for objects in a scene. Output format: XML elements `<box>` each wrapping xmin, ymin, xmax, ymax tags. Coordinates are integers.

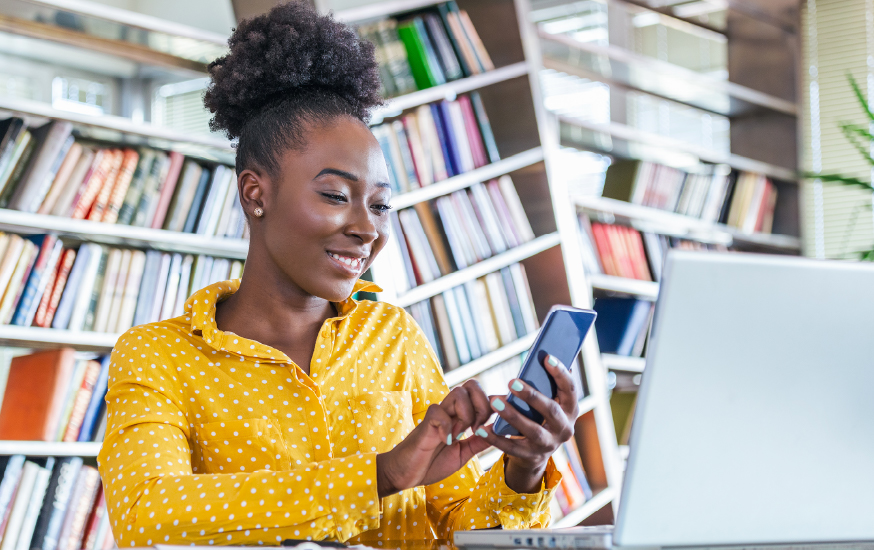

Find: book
<box><xmin>469</xmin><ymin>92</ymin><xmax>500</xmax><ymax>163</ymax></box>
<box><xmin>63</xmin><ymin>245</ymin><xmax>103</xmax><ymax>332</ymax></box>
<box><xmin>37</xmin><ymin>143</ymin><xmax>83</xmax><ymax>216</ymax></box>
<box><xmin>90</xmin><ymin>249</ymin><xmax>122</xmax><ymax>333</ymax></box>
<box><xmin>431</xmin><ymin>293</ymin><xmax>459</xmax><ymax>371</ymax></box>
<box><xmin>159</xmin><ymin>253</ymin><xmax>183</xmax><ymax>321</ymax></box>
<box><xmin>148</xmin><ymin>151</ymin><xmax>185</xmax><ymax>229</ymax></box>
<box><xmin>116</xmin><ymin>149</ymin><xmax>155</xmax><ymax>225</ymax></box>
<box><xmin>8</xmin><ymin>121</ymin><xmax>74</xmax><ymax>213</ymax></box>
<box><xmin>398</xmin><ymin>17</ymin><xmax>446</xmax><ymax>89</ymax></box>
<box><xmin>76</xmin><ymin>356</ymin><xmax>110</xmax><ymax>443</ymax></box>
<box><xmin>0</xmin><ymin>456</ymin><xmax>25</xmax><ymax>541</ymax></box>
<box><xmin>69</xmin><ymin>150</ymin><xmax>117</xmax><ymax>220</ymax></box>
<box><xmin>374</xmin><ymin>19</ymin><xmax>418</xmax><ymax>96</ymax></box>
<box><xmin>0</xmin><ymin>239</ymin><xmax>37</xmax><ymax>325</ymax></box>
<box><xmin>99</xmin><ymin>149</ymin><xmax>140</xmax><ymax>224</ymax></box>
<box><xmin>131</xmin><ymin>151</ymin><xmax>170</xmax><ymax>227</ymax></box>
<box><xmin>163</xmin><ymin>161</ymin><xmax>203</xmax><ymax>232</ymax></box>
<box><xmin>0</xmin><ymin>461</ymin><xmax>42</xmax><ymax>550</ymax></box>
<box><xmin>53</xmin><ymin>360</ymin><xmax>88</xmax><ymax>442</ymax></box>
<box><xmin>114</xmin><ymin>250</ymin><xmax>146</xmax><ymax>332</ymax></box>
<box><xmin>30</xmin><ymin>457</ymin><xmax>83</xmax><ymax>550</ymax></box>
<box><xmin>171</xmin><ymin>254</ymin><xmax>194</xmax><ymax>317</ymax></box>
<box><xmin>593</xmin><ymin>297</ymin><xmax>652</xmax><ymax>356</ymax></box>
<box><xmin>14</xmin><ymin>458</ymin><xmax>53</xmax><ymax>550</ymax></box>
<box><xmin>0</xmin><ymin>130</ymin><xmax>33</xmax><ymax>201</ymax></box>
<box><xmin>10</xmin><ymin>236</ymin><xmax>61</xmax><ymax>326</ymax></box>
<box><xmin>0</xmin><ymin>119</ymin><xmax>26</xmax><ymax>182</ymax></box>
<box><xmin>34</xmin><ymin>248</ymin><xmax>76</xmax><ymax>328</ymax></box>
<box><xmin>182</xmin><ymin>165</ymin><xmax>214</xmax><ymax>234</ymax></box>
<box><xmin>54</xmin><ymin>466</ymin><xmax>99</xmax><ymax>550</ymax></box>
<box><xmin>61</xmin><ymin>360</ymin><xmax>101</xmax><ymax>443</ymax></box>
<box><xmin>80</xmin><ymin>249</ymin><xmax>109</xmax><ymax>332</ymax></box>
<box><xmin>423</xmin><ymin>13</ymin><xmax>463</xmax><ymax>81</ymax></box>
<box><xmin>86</xmin><ymin>148</ymin><xmax>127</xmax><ymax>221</ymax></box>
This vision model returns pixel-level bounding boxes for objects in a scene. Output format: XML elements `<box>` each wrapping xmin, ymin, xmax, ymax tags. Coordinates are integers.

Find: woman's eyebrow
<box><xmin>315</xmin><ymin>167</ymin><xmax>391</xmax><ymax>189</ymax></box>
<box><xmin>315</xmin><ymin>167</ymin><xmax>358</xmax><ymax>181</ymax></box>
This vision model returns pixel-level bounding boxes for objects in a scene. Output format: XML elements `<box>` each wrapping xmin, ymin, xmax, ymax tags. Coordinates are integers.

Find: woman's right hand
<box><xmin>376</xmin><ymin>380</ymin><xmax>493</xmax><ymax>497</ymax></box>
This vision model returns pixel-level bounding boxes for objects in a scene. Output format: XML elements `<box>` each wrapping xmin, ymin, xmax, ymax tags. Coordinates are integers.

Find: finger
<box><xmin>488</xmin><ymin>395</ymin><xmax>554</xmax><ymax>448</ymax></box>
<box><xmin>509</xmin><ymin>378</ymin><xmax>575</xmax><ymax>442</ymax></box>
<box><xmin>543</xmin><ymin>354</ymin><xmax>580</xmax><ymax>413</ymax></box>
<box><xmin>461</xmin><ymin>379</ymin><xmax>493</xmax><ymax>430</ymax></box>
<box><xmin>423</xmin><ymin>403</ymin><xmax>454</xmax><ymax>447</ymax></box>
<box><xmin>444</xmin><ymin>386</ymin><xmax>476</xmax><ymax>442</ymax></box>
<box><xmin>477</xmin><ymin>424</ymin><xmax>538</xmax><ymax>461</ymax></box>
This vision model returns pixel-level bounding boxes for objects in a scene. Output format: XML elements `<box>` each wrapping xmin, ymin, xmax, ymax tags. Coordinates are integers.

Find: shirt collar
<box><xmin>185</xmin><ymin>278</ymin><xmax>383</xmax><ymax>361</ymax></box>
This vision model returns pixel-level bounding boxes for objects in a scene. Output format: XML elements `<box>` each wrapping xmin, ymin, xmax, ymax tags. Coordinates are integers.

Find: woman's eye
<box><xmin>372</xmin><ymin>204</ymin><xmax>393</xmax><ymax>213</ymax></box>
<box><xmin>322</xmin><ymin>193</ymin><xmax>346</xmax><ymax>202</ymax></box>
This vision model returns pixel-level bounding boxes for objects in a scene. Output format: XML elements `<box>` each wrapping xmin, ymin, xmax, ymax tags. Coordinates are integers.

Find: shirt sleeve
<box><xmin>402</xmin><ymin>315</ymin><xmax>562</xmax><ymax>537</ymax></box>
<box><xmin>97</xmin><ymin>328</ymin><xmax>381</xmax><ymax>547</ymax></box>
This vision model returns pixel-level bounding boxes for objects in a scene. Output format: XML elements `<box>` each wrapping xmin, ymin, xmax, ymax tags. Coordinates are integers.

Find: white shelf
<box><xmin>18</xmin><ymin>0</ymin><xmax>228</xmax><ymax>45</ymax></box>
<box><xmin>552</xmin><ymin>487</ymin><xmax>615</xmax><ymax>528</ymax></box>
<box><xmin>372</xmin><ymin>62</ymin><xmax>530</xmax><ymax>122</ymax></box>
<box><xmin>332</xmin><ymin>0</ymin><xmax>443</xmax><ymax>22</ymax></box>
<box><xmin>392</xmin><ymin>147</ymin><xmax>544</xmax><ymax>210</ymax></box>
<box><xmin>445</xmin><ymin>332</ymin><xmax>537</xmax><ymax>387</ymax></box>
<box><xmin>0</xmin><ymin>325</ymin><xmax>118</xmax><ymax>351</ymax></box>
<box><xmin>393</xmin><ymin>232</ymin><xmax>562</xmax><ymax>308</ymax></box>
<box><xmin>558</xmin><ymin>115</ymin><xmax>798</xmax><ymax>183</ymax></box>
<box><xmin>0</xmin><ymin>96</ymin><xmax>234</xmax><ymax>157</ymax></box>
<box><xmin>575</xmin><ymin>195</ymin><xmax>802</xmax><ymax>252</ymax></box>
<box><xmin>0</xmin><ymin>208</ymin><xmax>249</xmax><ymax>259</ymax></box>
<box><xmin>539</xmin><ymin>29</ymin><xmax>797</xmax><ymax>117</ymax></box>
<box><xmin>602</xmin><ymin>354</ymin><xmax>646</xmax><ymax>373</ymax></box>
<box><xmin>588</xmin><ymin>274</ymin><xmax>659</xmax><ymax>301</ymax></box>
<box><xmin>0</xmin><ymin>441</ymin><xmax>101</xmax><ymax>456</ymax></box>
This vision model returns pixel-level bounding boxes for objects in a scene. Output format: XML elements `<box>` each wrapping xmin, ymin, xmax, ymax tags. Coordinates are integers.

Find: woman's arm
<box><xmin>99</xmin><ymin>329</ymin><xmax>381</xmax><ymax>546</ymax></box>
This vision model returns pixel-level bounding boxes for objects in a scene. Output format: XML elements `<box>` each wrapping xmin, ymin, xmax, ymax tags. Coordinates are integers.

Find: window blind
<box><xmin>802</xmin><ymin>0</ymin><xmax>874</xmax><ymax>258</ymax></box>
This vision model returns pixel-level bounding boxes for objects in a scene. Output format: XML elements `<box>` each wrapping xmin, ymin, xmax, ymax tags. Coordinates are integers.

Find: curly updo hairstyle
<box><xmin>204</xmin><ymin>1</ymin><xmax>384</xmax><ymax>177</ymax></box>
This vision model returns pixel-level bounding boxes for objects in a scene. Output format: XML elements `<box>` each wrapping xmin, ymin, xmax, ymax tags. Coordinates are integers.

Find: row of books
<box><xmin>357</xmin><ymin>1</ymin><xmax>494</xmax><ymax>97</ymax></box>
<box><xmin>593</xmin><ymin>298</ymin><xmax>653</xmax><ymax>358</ymax></box>
<box><xmin>0</xmin><ymin>455</ymin><xmax>111</xmax><ymax>550</ymax></box>
<box><xmin>375</xmin><ymin>176</ymin><xmax>535</xmax><ymax>295</ymax></box>
<box><xmin>0</xmin><ymin>349</ymin><xmax>107</xmax><ymax>443</ymax></box>
<box><xmin>406</xmin><ymin>262</ymin><xmax>538</xmax><ymax>371</ymax></box>
<box><xmin>601</xmin><ymin>160</ymin><xmax>779</xmax><ymax>234</ymax></box>
<box><xmin>372</xmin><ymin>92</ymin><xmax>499</xmax><ymax>193</ymax></box>
<box><xmin>473</xmin><ymin>356</ymin><xmax>594</xmax><ymax>519</ymax></box>
<box><xmin>578</xmin><ymin>215</ymin><xmax>728</xmax><ymax>282</ymax></box>
<box><xmin>0</xmin><ymin>233</ymin><xmax>243</xmax><ymax>333</ymax></box>
<box><xmin>0</xmin><ymin>118</ymin><xmax>246</xmax><ymax>238</ymax></box>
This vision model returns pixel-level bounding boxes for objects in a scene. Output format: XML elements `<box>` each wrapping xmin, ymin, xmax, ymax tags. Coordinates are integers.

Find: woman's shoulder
<box><xmin>112</xmin><ymin>316</ymin><xmax>198</xmax><ymax>357</ymax></box>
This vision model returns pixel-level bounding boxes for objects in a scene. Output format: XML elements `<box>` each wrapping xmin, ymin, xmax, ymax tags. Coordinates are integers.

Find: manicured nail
<box><xmin>475</xmin><ymin>428</ymin><xmax>488</xmax><ymax>437</ymax></box>
<box><xmin>456</xmin><ymin>432</ymin><xmax>464</xmax><ymax>440</ymax></box>
<box><xmin>447</xmin><ymin>434</ymin><xmax>453</xmax><ymax>445</ymax></box>
<box><xmin>491</xmin><ymin>398</ymin><xmax>505</xmax><ymax>411</ymax></box>
<box><xmin>546</xmin><ymin>355</ymin><xmax>559</xmax><ymax>367</ymax></box>
<box><xmin>511</xmin><ymin>380</ymin><xmax>524</xmax><ymax>392</ymax></box>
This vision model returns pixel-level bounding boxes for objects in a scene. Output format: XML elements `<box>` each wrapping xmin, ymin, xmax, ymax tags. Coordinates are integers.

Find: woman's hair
<box><xmin>204</xmin><ymin>1</ymin><xmax>383</xmax><ymax>176</ymax></box>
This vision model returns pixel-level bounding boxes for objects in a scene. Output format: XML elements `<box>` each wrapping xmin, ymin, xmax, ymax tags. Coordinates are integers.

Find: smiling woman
<box><xmin>95</xmin><ymin>1</ymin><xmax>578</xmax><ymax>546</ymax></box>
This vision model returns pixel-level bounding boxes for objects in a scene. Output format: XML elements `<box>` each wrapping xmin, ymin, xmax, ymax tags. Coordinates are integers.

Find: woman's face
<box><xmin>257</xmin><ymin>116</ymin><xmax>392</xmax><ymax>303</ymax></box>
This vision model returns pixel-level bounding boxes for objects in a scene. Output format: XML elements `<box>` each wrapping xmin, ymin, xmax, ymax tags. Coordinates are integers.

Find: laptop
<box><xmin>456</xmin><ymin>251</ymin><xmax>874</xmax><ymax>549</ymax></box>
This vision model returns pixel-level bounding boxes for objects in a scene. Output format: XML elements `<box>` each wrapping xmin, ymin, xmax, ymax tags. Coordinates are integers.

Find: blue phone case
<box><xmin>492</xmin><ymin>305</ymin><xmax>597</xmax><ymax>437</ymax></box>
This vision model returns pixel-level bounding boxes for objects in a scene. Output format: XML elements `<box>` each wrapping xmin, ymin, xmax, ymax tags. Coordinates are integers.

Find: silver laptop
<box><xmin>457</xmin><ymin>251</ymin><xmax>874</xmax><ymax>549</ymax></box>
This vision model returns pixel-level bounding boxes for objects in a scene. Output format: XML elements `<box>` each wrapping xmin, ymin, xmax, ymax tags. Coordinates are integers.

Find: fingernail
<box><xmin>511</xmin><ymin>380</ymin><xmax>524</xmax><ymax>392</ymax></box>
<box><xmin>475</xmin><ymin>428</ymin><xmax>488</xmax><ymax>437</ymax></box>
<box><xmin>446</xmin><ymin>434</ymin><xmax>453</xmax><ymax>445</ymax></box>
<box><xmin>547</xmin><ymin>355</ymin><xmax>559</xmax><ymax>367</ymax></box>
<box><xmin>456</xmin><ymin>432</ymin><xmax>464</xmax><ymax>440</ymax></box>
<box><xmin>491</xmin><ymin>398</ymin><xmax>505</xmax><ymax>411</ymax></box>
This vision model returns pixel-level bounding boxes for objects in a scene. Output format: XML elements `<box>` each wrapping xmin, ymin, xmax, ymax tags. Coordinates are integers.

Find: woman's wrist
<box><xmin>376</xmin><ymin>451</ymin><xmax>399</xmax><ymax>498</ymax></box>
<box><xmin>504</xmin><ymin>455</ymin><xmax>548</xmax><ymax>494</ymax></box>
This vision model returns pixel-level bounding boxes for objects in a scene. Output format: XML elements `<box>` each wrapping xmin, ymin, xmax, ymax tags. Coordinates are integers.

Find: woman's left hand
<box><xmin>478</xmin><ymin>354</ymin><xmax>580</xmax><ymax>494</ymax></box>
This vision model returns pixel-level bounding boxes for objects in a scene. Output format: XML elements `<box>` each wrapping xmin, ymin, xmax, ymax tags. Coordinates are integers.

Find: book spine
<box><xmin>149</xmin><ymin>151</ymin><xmax>185</xmax><ymax>229</ymax></box>
<box><xmin>35</xmin><ymin>249</ymin><xmax>76</xmax><ymax>329</ymax></box>
<box><xmin>0</xmin><ymin>456</ymin><xmax>26</xmax><ymax>536</ymax></box>
<box><xmin>100</xmin><ymin>149</ymin><xmax>139</xmax><ymax>224</ymax></box>
<box><xmin>469</xmin><ymin>92</ymin><xmax>500</xmax><ymax>163</ymax></box>
<box><xmin>30</xmin><ymin>457</ymin><xmax>82</xmax><ymax>550</ymax></box>
<box><xmin>84</xmin><ymin>150</ymin><xmax>124</xmax><ymax>222</ymax></box>
<box><xmin>0</xmin><ymin>462</ymin><xmax>39</xmax><ymax>550</ymax></box>
<box><xmin>14</xmin><ymin>459</ymin><xmax>53</xmax><ymax>550</ymax></box>
<box><xmin>12</xmin><ymin>239</ymin><xmax>62</xmax><ymax>327</ymax></box>
<box><xmin>70</xmin><ymin>151</ymin><xmax>114</xmax><ymax>220</ymax></box>
<box><xmin>76</xmin><ymin>357</ymin><xmax>110</xmax><ymax>443</ymax></box>
<box><xmin>116</xmin><ymin>150</ymin><xmax>154</xmax><ymax>225</ymax></box>
<box><xmin>61</xmin><ymin>361</ymin><xmax>101</xmax><ymax>443</ymax></box>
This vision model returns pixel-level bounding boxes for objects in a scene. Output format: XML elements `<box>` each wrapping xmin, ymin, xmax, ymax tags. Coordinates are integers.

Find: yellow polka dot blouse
<box><xmin>97</xmin><ymin>279</ymin><xmax>560</xmax><ymax>546</ymax></box>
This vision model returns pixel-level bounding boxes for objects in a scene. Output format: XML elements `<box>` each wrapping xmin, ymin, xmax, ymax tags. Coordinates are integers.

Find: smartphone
<box><xmin>492</xmin><ymin>305</ymin><xmax>597</xmax><ymax>437</ymax></box>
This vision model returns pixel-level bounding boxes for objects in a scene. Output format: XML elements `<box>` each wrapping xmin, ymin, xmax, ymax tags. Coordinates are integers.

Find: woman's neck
<box><xmin>214</xmin><ymin>259</ymin><xmax>336</xmax><ymax>375</ymax></box>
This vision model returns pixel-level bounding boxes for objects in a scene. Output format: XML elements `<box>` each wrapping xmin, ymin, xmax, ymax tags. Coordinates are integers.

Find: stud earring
<box><xmin>253</xmin><ymin>207</ymin><xmax>264</xmax><ymax>218</ymax></box>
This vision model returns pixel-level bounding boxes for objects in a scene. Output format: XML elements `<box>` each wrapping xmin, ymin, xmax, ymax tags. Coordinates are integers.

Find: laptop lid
<box><xmin>614</xmin><ymin>251</ymin><xmax>874</xmax><ymax>547</ymax></box>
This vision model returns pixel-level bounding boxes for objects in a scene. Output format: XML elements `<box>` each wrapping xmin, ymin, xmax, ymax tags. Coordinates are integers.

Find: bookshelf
<box><xmin>0</xmin><ymin>0</ymin><xmax>625</xmax><ymax>535</ymax></box>
<box><xmin>528</xmin><ymin>0</ymin><xmax>803</xmax><ymax>514</ymax></box>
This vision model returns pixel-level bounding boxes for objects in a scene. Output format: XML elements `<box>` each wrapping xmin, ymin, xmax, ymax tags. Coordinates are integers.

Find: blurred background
<box><xmin>0</xmin><ymin>0</ymin><xmax>866</xmax><ymax>541</ymax></box>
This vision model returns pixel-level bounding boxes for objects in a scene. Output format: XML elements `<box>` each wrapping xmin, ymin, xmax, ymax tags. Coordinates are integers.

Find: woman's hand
<box><xmin>376</xmin><ymin>380</ymin><xmax>493</xmax><ymax>497</ymax></box>
<box><xmin>478</xmin><ymin>354</ymin><xmax>579</xmax><ymax>494</ymax></box>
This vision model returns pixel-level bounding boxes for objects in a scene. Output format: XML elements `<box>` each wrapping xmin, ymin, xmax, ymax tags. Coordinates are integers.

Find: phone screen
<box><xmin>492</xmin><ymin>307</ymin><xmax>596</xmax><ymax>436</ymax></box>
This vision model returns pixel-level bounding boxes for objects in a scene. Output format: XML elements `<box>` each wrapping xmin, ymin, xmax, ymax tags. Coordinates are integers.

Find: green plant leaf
<box><xmin>802</xmin><ymin>171</ymin><xmax>874</xmax><ymax>191</ymax></box>
<box><xmin>848</xmin><ymin>73</ymin><xmax>874</xmax><ymax>123</ymax></box>
<box><xmin>860</xmin><ymin>249</ymin><xmax>874</xmax><ymax>261</ymax></box>
<box><xmin>839</xmin><ymin>123</ymin><xmax>874</xmax><ymax>167</ymax></box>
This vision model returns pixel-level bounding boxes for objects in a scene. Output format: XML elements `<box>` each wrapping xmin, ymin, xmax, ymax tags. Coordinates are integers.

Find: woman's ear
<box><xmin>238</xmin><ymin>169</ymin><xmax>266</xmax><ymax>218</ymax></box>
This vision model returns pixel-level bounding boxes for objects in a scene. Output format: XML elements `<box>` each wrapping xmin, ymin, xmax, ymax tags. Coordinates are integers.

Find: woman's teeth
<box><xmin>329</xmin><ymin>252</ymin><xmax>362</xmax><ymax>269</ymax></box>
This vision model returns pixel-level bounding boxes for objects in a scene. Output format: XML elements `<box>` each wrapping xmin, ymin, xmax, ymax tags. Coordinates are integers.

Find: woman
<box><xmin>97</xmin><ymin>2</ymin><xmax>580</xmax><ymax>545</ymax></box>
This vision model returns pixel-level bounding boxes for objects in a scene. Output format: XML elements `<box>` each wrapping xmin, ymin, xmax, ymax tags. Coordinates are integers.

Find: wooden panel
<box><xmin>573</xmin><ymin>409</ymin><xmax>609</xmax><ymax>492</ymax></box>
